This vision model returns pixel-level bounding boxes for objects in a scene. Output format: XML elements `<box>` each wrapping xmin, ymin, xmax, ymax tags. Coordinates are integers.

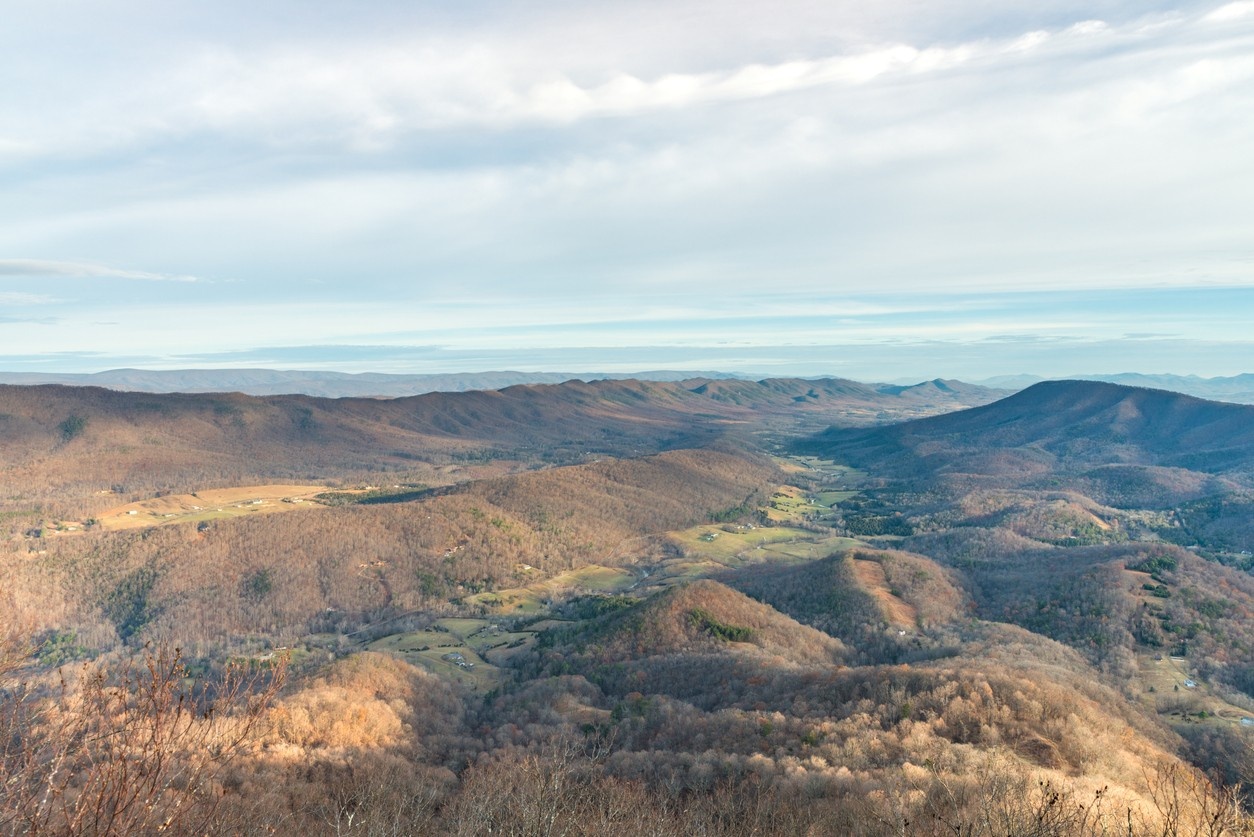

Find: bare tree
<box><xmin>1</xmin><ymin>644</ymin><xmax>285</xmax><ymax>836</ymax></box>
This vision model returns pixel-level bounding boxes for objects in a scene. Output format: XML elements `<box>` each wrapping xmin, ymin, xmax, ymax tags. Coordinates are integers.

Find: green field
<box><xmin>367</xmin><ymin>620</ymin><xmax>517</xmax><ymax>690</ymax></box>
<box><xmin>1137</xmin><ymin>653</ymin><xmax>1254</xmax><ymax>730</ymax></box>
<box><xmin>764</xmin><ymin>485</ymin><xmax>831</xmax><ymax>523</ymax></box>
<box><xmin>437</xmin><ymin>617</ymin><xmax>493</xmax><ymax>637</ymax></box>
<box><xmin>668</xmin><ymin>524</ymin><xmax>817</xmax><ymax>562</ymax></box>
<box><xmin>464</xmin><ymin>565</ymin><xmax>638</xmax><ymax>614</ymax></box>
<box><xmin>749</xmin><ymin>535</ymin><xmax>864</xmax><ymax>563</ymax></box>
<box><xmin>815</xmin><ymin>490</ymin><xmax>859</xmax><ymax>507</ymax></box>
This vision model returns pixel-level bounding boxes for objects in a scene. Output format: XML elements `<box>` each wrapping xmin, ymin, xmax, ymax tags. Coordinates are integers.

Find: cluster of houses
<box><xmin>441</xmin><ymin>651</ymin><xmax>475</xmax><ymax>670</ymax></box>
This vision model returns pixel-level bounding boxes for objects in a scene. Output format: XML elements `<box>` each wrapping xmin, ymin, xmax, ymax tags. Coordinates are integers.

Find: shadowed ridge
<box><xmin>806</xmin><ymin>379</ymin><xmax>1254</xmax><ymax>477</ymax></box>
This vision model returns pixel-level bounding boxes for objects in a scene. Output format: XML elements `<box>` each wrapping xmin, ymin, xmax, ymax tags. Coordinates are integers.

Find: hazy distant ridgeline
<box><xmin>8</xmin><ymin>366</ymin><xmax>1253</xmax><ymax>404</ymax></box>
<box><xmin>0</xmin><ymin>367</ymin><xmax>1006</xmax><ymax>401</ymax></box>
<box><xmin>0</xmin><ymin>368</ymin><xmax>741</xmax><ymax>397</ymax></box>
<box><xmin>0</xmin><ymin>376</ymin><xmax>1002</xmax><ymax>520</ymax></box>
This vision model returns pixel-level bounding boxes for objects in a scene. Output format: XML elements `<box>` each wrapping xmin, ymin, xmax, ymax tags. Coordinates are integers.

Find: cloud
<box><xmin>0</xmin><ymin>316</ymin><xmax>59</xmax><ymax>325</ymax></box>
<box><xmin>0</xmin><ymin>259</ymin><xmax>201</xmax><ymax>282</ymax></box>
<box><xmin>0</xmin><ymin>1</ymin><xmax>1250</xmax><ymax>381</ymax></box>
<box><xmin>0</xmin><ymin>291</ymin><xmax>58</xmax><ymax>305</ymax></box>
<box><xmin>1204</xmin><ymin>1</ymin><xmax>1254</xmax><ymax>22</ymax></box>
<box><xmin>3</xmin><ymin>4</ymin><xmax>1243</xmax><ymax>161</ymax></box>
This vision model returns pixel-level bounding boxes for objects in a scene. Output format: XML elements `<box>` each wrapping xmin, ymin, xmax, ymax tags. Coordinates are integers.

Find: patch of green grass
<box><xmin>650</xmin><ymin>559</ymin><xmax>727</xmax><ymax>582</ymax></box>
<box><xmin>367</xmin><ymin>627</ymin><xmax>508</xmax><ymax>690</ymax></box>
<box><xmin>750</xmin><ymin>536</ymin><xmax>865</xmax><ymax>563</ymax></box>
<box><xmin>368</xmin><ymin>630</ymin><xmax>461</xmax><ymax>652</ymax></box>
<box><xmin>464</xmin><ymin>629</ymin><xmax>531</xmax><ymax>652</ymax></box>
<box><xmin>565</xmin><ymin>565</ymin><xmax>635</xmax><ymax>591</ymax></box>
<box><xmin>464</xmin><ymin>566</ymin><xmax>637</xmax><ymax>614</ymax></box>
<box><xmin>670</xmin><ymin>525</ymin><xmax>815</xmax><ymax>562</ymax></box>
<box><xmin>436</xmin><ymin>618</ymin><xmax>492</xmax><ymax>639</ymax></box>
<box><xmin>764</xmin><ymin>486</ymin><xmax>830</xmax><ymax>523</ymax></box>
<box><xmin>816</xmin><ymin>490</ymin><xmax>860</xmax><ymax>506</ymax></box>
<box><xmin>409</xmin><ymin>646</ymin><xmax>503</xmax><ymax>690</ymax></box>
<box><xmin>316</xmin><ymin>485</ymin><xmax>433</xmax><ymax>506</ymax></box>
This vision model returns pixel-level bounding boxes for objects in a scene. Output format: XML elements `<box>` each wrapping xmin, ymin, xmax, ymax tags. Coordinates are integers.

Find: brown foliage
<box><xmin>1</xmin><ymin>645</ymin><xmax>284</xmax><ymax>836</ymax></box>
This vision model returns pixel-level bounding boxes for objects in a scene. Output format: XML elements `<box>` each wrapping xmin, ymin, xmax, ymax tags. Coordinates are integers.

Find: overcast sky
<box><xmin>2</xmin><ymin>0</ymin><xmax>1252</xmax><ymax>381</ymax></box>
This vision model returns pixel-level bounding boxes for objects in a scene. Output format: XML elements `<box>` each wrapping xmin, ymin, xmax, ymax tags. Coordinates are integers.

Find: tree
<box><xmin>1</xmin><ymin>643</ymin><xmax>285</xmax><ymax>836</ymax></box>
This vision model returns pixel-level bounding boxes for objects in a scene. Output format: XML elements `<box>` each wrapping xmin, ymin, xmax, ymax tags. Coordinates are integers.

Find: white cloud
<box><xmin>0</xmin><ymin>0</ymin><xmax>1251</xmax><ymax>378</ymax></box>
<box><xmin>0</xmin><ymin>259</ymin><xmax>201</xmax><ymax>282</ymax></box>
<box><xmin>4</xmin><ymin>6</ymin><xmax>1242</xmax><ymax>160</ymax></box>
<box><xmin>0</xmin><ymin>291</ymin><xmax>58</xmax><ymax>305</ymax></box>
<box><xmin>1204</xmin><ymin>1</ymin><xmax>1254</xmax><ymax>21</ymax></box>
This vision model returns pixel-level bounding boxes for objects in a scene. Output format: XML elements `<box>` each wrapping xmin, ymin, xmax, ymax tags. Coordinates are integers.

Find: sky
<box><xmin>1</xmin><ymin>0</ymin><xmax>1252</xmax><ymax>382</ymax></box>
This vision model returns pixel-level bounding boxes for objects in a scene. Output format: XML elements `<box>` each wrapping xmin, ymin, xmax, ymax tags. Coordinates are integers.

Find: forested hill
<box><xmin>0</xmin><ymin>376</ymin><xmax>1003</xmax><ymax>515</ymax></box>
<box><xmin>803</xmin><ymin>380</ymin><xmax>1254</xmax><ymax>478</ymax></box>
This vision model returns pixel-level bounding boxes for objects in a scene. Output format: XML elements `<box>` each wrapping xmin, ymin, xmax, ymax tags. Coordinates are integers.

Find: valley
<box><xmin>4</xmin><ymin>377</ymin><xmax>1254</xmax><ymax>835</ymax></box>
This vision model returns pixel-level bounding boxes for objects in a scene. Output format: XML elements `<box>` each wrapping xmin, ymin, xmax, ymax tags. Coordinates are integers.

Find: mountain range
<box><xmin>4</xmin><ymin>366</ymin><xmax>1253</xmax><ymax>404</ymax></box>
<box><xmin>4</xmin><ymin>375</ymin><xmax>1254</xmax><ymax>835</ymax></box>
<box><xmin>0</xmin><ymin>368</ymin><xmax>737</xmax><ymax>397</ymax></box>
<box><xmin>0</xmin><ymin>376</ymin><xmax>1005</xmax><ymax>518</ymax></box>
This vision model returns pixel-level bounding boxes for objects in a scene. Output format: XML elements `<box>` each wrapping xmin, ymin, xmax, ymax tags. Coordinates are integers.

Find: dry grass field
<box><xmin>50</xmin><ymin>484</ymin><xmax>345</xmax><ymax>534</ymax></box>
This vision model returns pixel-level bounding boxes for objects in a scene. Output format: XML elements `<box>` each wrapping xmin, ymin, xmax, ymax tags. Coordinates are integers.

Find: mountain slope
<box><xmin>541</xmin><ymin>579</ymin><xmax>847</xmax><ymax>669</ymax></box>
<box><xmin>0</xmin><ymin>376</ymin><xmax>1005</xmax><ymax>519</ymax></box>
<box><xmin>806</xmin><ymin>380</ymin><xmax>1254</xmax><ymax>478</ymax></box>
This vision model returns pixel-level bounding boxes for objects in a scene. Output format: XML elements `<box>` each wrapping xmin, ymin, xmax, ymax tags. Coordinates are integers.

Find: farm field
<box><xmin>49</xmin><ymin>484</ymin><xmax>345</xmax><ymax>534</ymax></box>
<box><xmin>815</xmin><ymin>489</ymin><xmax>859</xmax><ymax>506</ymax></box>
<box><xmin>366</xmin><ymin>617</ymin><xmax>524</xmax><ymax>690</ymax></box>
<box><xmin>667</xmin><ymin>523</ymin><xmax>816</xmax><ymax>561</ymax></box>
<box><xmin>1138</xmin><ymin>652</ymin><xmax>1254</xmax><ymax>730</ymax></box>
<box><xmin>763</xmin><ymin>484</ymin><xmax>831</xmax><ymax>523</ymax></box>
<box><xmin>464</xmin><ymin>565</ymin><xmax>639</xmax><ymax>615</ymax></box>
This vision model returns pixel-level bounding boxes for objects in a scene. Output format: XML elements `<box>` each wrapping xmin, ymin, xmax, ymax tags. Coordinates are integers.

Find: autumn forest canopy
<box><xmin>5</xmin><ymin>376</ymin><xmax>1254</xmax><ymax>835</ymax></box>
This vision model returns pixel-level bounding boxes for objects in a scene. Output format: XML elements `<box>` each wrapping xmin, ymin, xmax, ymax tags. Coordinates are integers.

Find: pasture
<box><xmin>464</xmin><ymin>565</ymin><xmax>638</xmax><ymax>614</ymax></box>
<box><xmin>53</xmin><ymin>484</ymin><xmax>345</xmax><ymax>534</ymax></box>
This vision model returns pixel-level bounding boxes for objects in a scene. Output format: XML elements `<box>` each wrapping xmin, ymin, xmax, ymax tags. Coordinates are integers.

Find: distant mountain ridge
<box><xmin>806</xmin><ymin>379</ymin><xmax>1254</xmax><ymax>478</ymax></box>
<box><xmin>0</xmin><ymin>368</ymin><xmax>742</xmax><ymax>397</ymax></box>
<box><xmin>0</xmin><ymin>375</ymin><xmax>1007</xmax><ymax>513</ymax></box>
<box><xmin>977</xmin><ymin>372</ymin><xmax>1254</xmax><ymax>404</ymax></box>
<box><xmin>0</xmin><ymin>367</ymin><xmax>1013</xmax><ymax>400</ymax></box>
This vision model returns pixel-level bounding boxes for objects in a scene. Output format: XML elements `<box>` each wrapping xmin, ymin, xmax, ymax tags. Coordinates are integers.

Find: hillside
<box><xmin>1080</xmin><ymin>373</ymin><xmax>1254</xmax><ymax>405</ymax></box>
<box><xmin>726</xmin><ymin>548</ymin><xmax>970</xmax><ymax>663</ymax></box>
<box><xmin>0</xmin><ymin>376</ymin><xmax>1004</xmax><ymax>521</ymax></box>
<box><xmin>806</xmin><ymin>380</ymin><xmax>1254</xmax><ymax>479</ymax></box>
<box><xmin>536</xmin><ymin>579</ymin><xmax>847</xmax><ymax>670</ymax></box>
<box><xmin>791</xmin><ymin>378</ymin><xmax>1254</xmax><ymax>797</ymax></box>
<box><xmin>1</xmin><ymin>448</ymin><xmax>779</xmax><ymax>653</ymax></box>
